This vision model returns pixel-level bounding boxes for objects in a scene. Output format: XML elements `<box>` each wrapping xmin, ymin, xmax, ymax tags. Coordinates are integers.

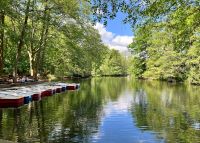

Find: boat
<box><xmin>31</xmin><ymin>85</ymin><xmax>53</xmax><ymax>98</ymax></box>
<box><xmin>52</xmin><ymin>83</ymin><xmax>67</xmax><ymax>92</ymax></box>
<box><xmin>66</xmin><ymin>84</ymin><xmax>77</xmax><ymax>90</ymax></box>
<box><xmin>41</xmin><ymin>89</ymin><xmax>53</xmax><ymax>97</ymax></box>
<box><xmin>44</xmin><ymin>85</ymin><xmax>59</xmax><ymax>94</ymax></box>
<box><xmin>46</xmin><ymin>85</ymin><xmax>62</xmax><ymax>93</ymax></box>
<box><xmin>21</xmin><ymin>90</ymin><xmax>41</xmax><ymax>101</ymax></box>
<box><xmin>35</xmin><ymin>87</ymin><xmax>52</xmax><ymax>98</ymax></box>
<box><xmin>12</xmin><ymin>87</ymin><xmax>41</xmax><ymax>101</ymax></box>
<box><xmin>0</xmin><ymin>90</ymin><xmax>32</xmax><ymax>104</ymax></box>
<box><xmin>75</xmin><ymin>83</ymin><xmax>80</xmax><ymax>89</ymax></box>
<box><xmin>31</xmin><ymin>93</ymin><xmax>41</xmax><ymax>101</ymax></box>
<box><xmin>0</xmin><ymin>82</ymin><xmax>80</xmax><ymax>108</ymax></box>
<box><xmin>0</xmin><ymin>94</ymin><xmax>24</xmax><ymax>108</ymax></box>
<box><xmin>19</xmin><ymin>88</ymin><xmax>43</xmax><ymax>100</ymax></box>
<box><xmin>54</xmin><ymin>86</ymin><xmax>62</xmax><ymax>93</ymax></box>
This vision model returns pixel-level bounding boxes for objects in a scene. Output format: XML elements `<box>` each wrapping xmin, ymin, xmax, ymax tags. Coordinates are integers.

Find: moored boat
<box><xmin>17</xmin><ymin>87</ymin><xmax>42</xmax><ymax>101</ymax></box>
<box><xmin>31</xmin><ymin>93</ymin><xmax>41</xmax><ymax>101</ymax></box>
<box><xmin>32</xmin><ymin>85</ymin><xmax>53</xmax><ymax>98</ymax></box>
<box><xmin>0</xmin><ymin>94</ymin><xmax>24</xmax><ymax>108</ymax></box>
<box><xmin>0</xmin><ymin>90</ymin><xmax>32</xmax><ymax>104</ymax></box>
<box><xmin>44</xmin><ymin>85</ymin><xmax>58</xmax><ymax>94</ymax></box>
<box><xmin>75</xmin><ymin>83</ymin><xmax>80</xmax><ymax>89</ymax></box>
<box><xmin>0</xmin><ymin>82</ymin><xmax>80</xmax><ymax>108</ymax></box>
<box><xmin>54</xmin><ymin>83</ymin><xmax>67</xmax><ymax>92</ymax></box>
<box><xmin>18</xmin><ymin>88</ymin><xmax>41</xmax><ymax>101</ymax></box>
<box><xmin>66</xmin><ymin>84</ymin><xmax>77</xmax><ymax>90</ymax></box>
<box><xmin>41</xmin><ymin>89</ymin><xmax>53</xmax><ymax>97</ymax></box>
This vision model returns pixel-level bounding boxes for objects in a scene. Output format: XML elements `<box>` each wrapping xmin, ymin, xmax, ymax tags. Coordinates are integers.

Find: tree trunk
<box><xmin>28</xmin><ymin>51</ymin><xmax>34</xmax><ymax>76</ymax></box>
<box><xmin>13</xmin><ymin>0</ymin><xmax>31</xmax><ymax>82</ymax></box>
<box><xmin>28</xmin><ymin>52</ymin><xmax>37</xmax><ymax>80</ymax></box>
<box><xmin>35</xmin><ymin>0</ymin><xmax>49</xmax><ymax>80</ymax></box>
<box><xmin>38</xmin><ymin>23</ymin><xmax>49</xmax><ymax>73</ymax></box>
<box><xmin>0</xmin><ymin>11</ymin><xmax>5</xmax><ymax>75</ymax></box>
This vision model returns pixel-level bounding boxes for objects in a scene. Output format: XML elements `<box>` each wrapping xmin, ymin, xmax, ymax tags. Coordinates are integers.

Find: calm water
<box><xmin>0</xmin><ymin>77</ymin><xmax>200</xmax><ymax>143</ymax></box>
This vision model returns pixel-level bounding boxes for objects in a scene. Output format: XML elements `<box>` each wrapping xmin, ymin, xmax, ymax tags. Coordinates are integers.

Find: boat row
<box><xmin>0</xmin><ymin>83</ymin><xmax>80</xmax><ymax>108</ymax></box>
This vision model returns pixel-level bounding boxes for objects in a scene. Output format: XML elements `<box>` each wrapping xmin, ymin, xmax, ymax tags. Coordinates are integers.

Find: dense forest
<box><xmin>92</xmin><ymin>0</ymin><xmax>200</xmax><ymax>85</ymax></box>
<box><xmin>128</xmin><ymin>1</ymin><xmax>200</xmax><ymax>85</ymax></box>
<box><xmin>0</xmin><ymin>0</ymin><xmax>127</xmax><ymax>82</ymax></box>
<box><xmin>1</xmin><ymin>0</ymin><xmax>200</xmax><ymax>85</ymax></box>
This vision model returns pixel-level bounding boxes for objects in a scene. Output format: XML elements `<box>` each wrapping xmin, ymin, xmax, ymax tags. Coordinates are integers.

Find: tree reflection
<box><xmin>131</xmin><ymin>80</ymin><xmax>200</xmax><ymax>142</ymax></box>
<box><xmin>0</xmin><ymin>77</ymin><xmax>127</xmax><ymax>143</ymax></box>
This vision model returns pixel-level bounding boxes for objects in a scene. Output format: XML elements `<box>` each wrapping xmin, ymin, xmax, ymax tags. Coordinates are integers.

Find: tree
<box><xmin>0</xmin><ymin>10</ymin><xmax>5</xmax><ymax>74</ymax></box>
<box><xmin>13</xmin><ymin>0</ymin><xmax>31</xmax><ymax>82</ymax></box>
<box><xmin>0</xmin><ymin>0</ymin><xmax>114</xmax><ymax>81</ymax></box>
<box><xmin>125</xmin><ymin>0</ymin><xmax>200</xmax><ymax>84</ymax></box>
<box><xmin>186</xmin><ymin>36</ymin><xmax>200</xmax><ymax>85</ymax></box>
<box><xmin>0</xmin><ymin>0</ymin><xmax>11</xmax><ymax>75</ymax></box>
<box><xmin>128</xmin><ymin>25</ymin><xmax>150</xmax><ymax>78</ymax></box>
<box><xmin>97</xmin><ymin>49</ymin><xmax>127</xmax><ymax>76</ymax></box>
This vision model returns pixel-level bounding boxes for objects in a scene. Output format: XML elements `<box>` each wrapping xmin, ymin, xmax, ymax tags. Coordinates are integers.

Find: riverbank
<box><xmin>0</xmin><ymin>75</ymin><xmax>85</xmax><ymax>89</ymax></box>
<box><xmin>134</xmin><ymin>76</ymin><xmax>200</xmax><ymax>87</ymax></box>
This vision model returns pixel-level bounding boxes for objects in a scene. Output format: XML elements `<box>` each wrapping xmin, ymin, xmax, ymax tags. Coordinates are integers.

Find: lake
<box><xmin>0</xmin><ymin>77</ymin><xmax>200</xmax><ymax>143</ymax></box>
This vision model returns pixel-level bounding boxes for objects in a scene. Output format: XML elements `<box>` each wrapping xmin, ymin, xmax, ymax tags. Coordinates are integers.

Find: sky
<box><xmin>94</xmin><ymin>12</ymin><xmax>134</xmax><ymax>54</ymax></box>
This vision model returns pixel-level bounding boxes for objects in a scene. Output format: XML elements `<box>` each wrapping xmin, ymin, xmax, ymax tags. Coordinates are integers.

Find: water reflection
<box><xmin>0</xmin><ymin>77</ymin><xmax>199</xmax><ymax>143</ymax></box>
<box><xmin>130</xmin><ymin>80</ymin><xmax>200</xmax><ymax>143</ymax></box>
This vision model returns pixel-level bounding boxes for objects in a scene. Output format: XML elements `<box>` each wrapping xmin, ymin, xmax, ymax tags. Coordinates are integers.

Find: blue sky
<box><xmin>94</xmin><ymin>12</ymin><xmax>134</xmax><ymax>53</ymax></box>
<box><xmin>106</xmin><ymin>12</ymin><xmax>133</xmax><ymax>36</ymax></box>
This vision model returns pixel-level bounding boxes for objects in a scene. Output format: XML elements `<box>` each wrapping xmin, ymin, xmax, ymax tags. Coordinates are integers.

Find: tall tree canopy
<box><xmin>0</xmin><ymin>0</ymin><xmax>128</xmax><ymax>82</ymax></box>
<box><xmin>91</xmin><ymin>0</ymin><xmax>200</xmax><ymax>84</ymax></box>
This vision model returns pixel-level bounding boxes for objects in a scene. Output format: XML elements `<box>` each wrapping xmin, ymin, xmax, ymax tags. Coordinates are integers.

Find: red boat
<box><xmin>31</xmin><ymin>93</ymin><xmax>41</xmax><ymax>101</ymax></box>
<box><xmin>41</xmin><ymin>89</ymin><xmax>53</xmax><ymax>98</ymax></box>
<box><xmin>56</xmin><ymin>87</ymin><xmax>62</xmax><ymax>93</ymax></box>
<box><xmin>0</xmin><ymin>95</ymin><xmax>24</xmax><ymax>108</ymax></box>
<box><xmin>66</xmin><ymin>84</ymin><xmax>77</xmax><ymax>90</ymax></box>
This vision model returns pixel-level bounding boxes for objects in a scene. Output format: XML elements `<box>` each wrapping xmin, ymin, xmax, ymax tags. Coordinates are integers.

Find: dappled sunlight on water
<box><xmin>0</xmin><ymin>77</ymin><xmax>200</xmax><ymax>142</ymax></box>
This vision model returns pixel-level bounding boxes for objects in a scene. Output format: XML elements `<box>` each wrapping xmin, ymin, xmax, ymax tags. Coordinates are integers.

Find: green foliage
<box><xmin>128</xmin><ymin>56</ymin><xmax>146</xmax><ymax>78</ymax></box>
<box><xmin>142</xmin><ymin>29</ymin><xmax>187</xmax><ymax>81</ymax></box>
<box><xmin>186</xmin><ymin>39</ymin><xmax>200</xmax><ymax>85</ymax></box>
<box><xmin>91</xmin><ymin>0</ymin><xmax>200</xmax><ymax>27</ymax></box>
<box><xmin>1</xmin><ymin>0</ymin><xmax>124</xmax><ymax>79</ymax></box>
<box><xmin>128</xmin><ymin>25</ymin><xmax>150</xmax><ymax>78</ymax></box>
<box><xmin>144</xmin><ymin>50</ymin><xmax>186</xmax><ymax>81</ymax></box>
<box><xmin>125</xmin><ymin>1</ymin><xmax>200</xmax><ymax>84</ymax></box>
<box><xmin>91</xmin><ymin>0</ymin><xmax>200</xmax><ymax>84</ymax></box>
<box><xmin>95</xmin><ymin>49</ymin><xmax>127</xmax><ymax>76</ymax></box>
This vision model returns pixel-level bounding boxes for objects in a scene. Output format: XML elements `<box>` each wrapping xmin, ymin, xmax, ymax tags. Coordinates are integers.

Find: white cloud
<box><xmin>94</xmin><ymin>23</ymin><xmax>133</xmax><ymax>52</ymax></box>
<box><xmin>94</xmin><ymin>23</ymin><xmax>114</xmax><ymax>42</ymax></box>
<box><xmin>103</xmin><ymin>91</ymin><xmax>134</xmax><ymax>115</ymax></box>
<box><xmin>112</xmin><ymin>36</ymin><xmax>133</xmax><ymax>47</ymax></box>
